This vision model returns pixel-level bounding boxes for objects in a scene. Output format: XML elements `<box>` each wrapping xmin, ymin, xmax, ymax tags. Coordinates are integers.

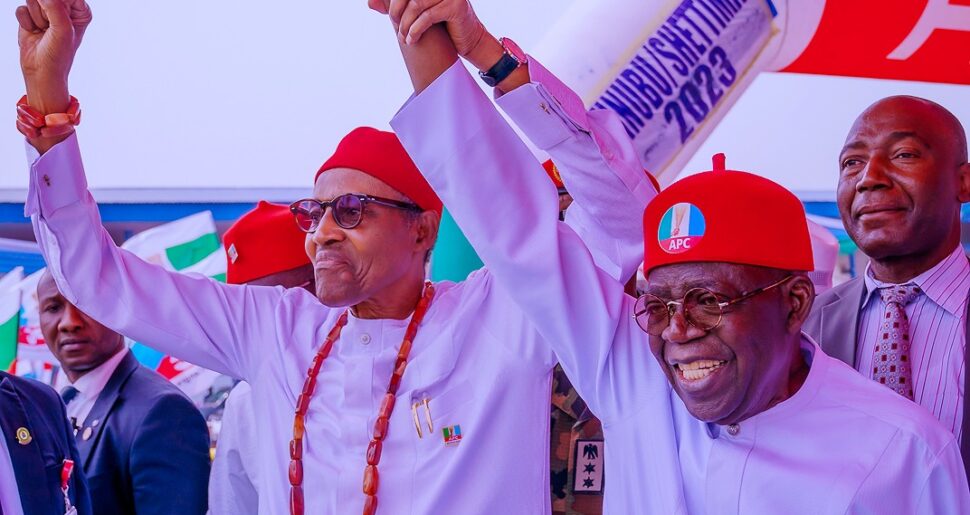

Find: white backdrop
<box><xmin>1</xmin><ymin>1</ymin><xmax>967</xmax><ymax>200</ymax></box>
<box><xmin>0</xmin><ymin>0</ymin><xmax>576</xmax><ymax>192</ymax></box>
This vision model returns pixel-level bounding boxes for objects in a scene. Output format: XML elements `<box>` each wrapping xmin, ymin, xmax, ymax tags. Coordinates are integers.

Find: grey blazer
<box><xmin>804</xmin><ymin>276</ymin><xmax>970</xmax><ymax>480</ymax></box>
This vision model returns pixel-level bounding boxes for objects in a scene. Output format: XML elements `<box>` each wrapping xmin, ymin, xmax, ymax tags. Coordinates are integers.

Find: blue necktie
<box><xmin>60</xmin><ymin>386</ymin><xmax>80</xmax><ymax>405</ymax></box>
<box><xmin>60</xmin><ymin>386</ymin><xmax>81</xmax><ymax>433</ymax></box>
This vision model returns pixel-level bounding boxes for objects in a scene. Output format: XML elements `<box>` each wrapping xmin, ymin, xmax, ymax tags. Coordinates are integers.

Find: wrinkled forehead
<box><xmin>312</xmin><ymin>167</ymin><xmax>408</xmax><ymax>202</ymax></box>
<box><xmin>645</xmin><ymin>262</ymin><xmax>787</xmax><ymax>298</ymax></box>
<box><xmin>646</xmin><ymin>262</ymin><xmax>743</xmax><ymax>296</ymax></box>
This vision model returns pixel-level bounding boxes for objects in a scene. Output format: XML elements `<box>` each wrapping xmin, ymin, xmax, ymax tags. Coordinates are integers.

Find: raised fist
<box><xmin>16</xmin><ymin>0</ymin><xmax>91</xmax><ymax>108</ymax></box>
<box><xmin>388</xmin><ymin>0</ymin><xmax>485</xmax><ymax>56</ymax></box>
<box><xmin>368</xmin><ymin>0</ymin><xmax>391</xmax><ymax>15</ymax></box>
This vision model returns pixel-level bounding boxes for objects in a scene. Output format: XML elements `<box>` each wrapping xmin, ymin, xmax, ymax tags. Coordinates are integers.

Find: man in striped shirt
<box><xmin>805</xmin><ymin>96</ymin><xmax>970</xmax><ymax>475</ymax></box>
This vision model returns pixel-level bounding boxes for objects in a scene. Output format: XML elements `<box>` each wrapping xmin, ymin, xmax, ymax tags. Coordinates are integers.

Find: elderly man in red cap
<box><xmin>16</xmin><ymin>1</ymin><xmax>654</xmax><ymax>513</ymax></box>
<box><xmin>382</xmin><ymin>0</ymin><xmax>970</xmax><ymax>512</ymax></box>
<box><xmin>209</xmin><ymin>201</ymin><xmax>314</xmax><ymax>515</ymax></box>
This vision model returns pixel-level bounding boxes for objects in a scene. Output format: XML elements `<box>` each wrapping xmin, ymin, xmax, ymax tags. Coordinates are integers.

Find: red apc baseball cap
<box><xmin>642</xmin><ymin>154</ymin><xmax>813</xmax><ymax>275</ymax></box>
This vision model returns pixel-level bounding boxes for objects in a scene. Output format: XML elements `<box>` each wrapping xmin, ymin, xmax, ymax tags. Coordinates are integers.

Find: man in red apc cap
<box><xmin>209</xmin><ymin>201</ymin><xmax>314</xmax><ymax>515</ymax></box>
<box><xmin>380</xmin><ymin>2</ymin><xmax>969</xmax><ymax>508</ymax></box>
<box><xmin>17</xmin><ymin>1</ymin><xmax>654</xmax><ymax>512</ymax></box>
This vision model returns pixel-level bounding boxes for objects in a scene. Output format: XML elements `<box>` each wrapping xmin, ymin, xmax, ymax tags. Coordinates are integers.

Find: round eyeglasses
<box><xmin>289</xmin><ymin>194</ymin><xmax>422</xmax><ymax>232</ymax></box>
<box><xmin>633</xmin><ymin>275</ymin><xmax>794</xmax><ymax>336</ymax></box>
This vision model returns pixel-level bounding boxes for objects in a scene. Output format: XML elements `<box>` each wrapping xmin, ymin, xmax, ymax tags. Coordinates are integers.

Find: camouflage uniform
<box><xmin>550</xmin><ymin>365</ymin><xmax>604</xmax><ymax>515</ymax></box>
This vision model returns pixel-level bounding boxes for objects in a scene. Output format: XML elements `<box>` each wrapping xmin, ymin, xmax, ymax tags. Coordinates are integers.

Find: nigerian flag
<box><xmin>0</xmin><ymin>267</ymin><xmax>24</xmax><ymax>371</ymax></box>
<box><xmin>121</xmin><ymin>211</ymin><xmax>226</xmax><ymax>281</ymax></box>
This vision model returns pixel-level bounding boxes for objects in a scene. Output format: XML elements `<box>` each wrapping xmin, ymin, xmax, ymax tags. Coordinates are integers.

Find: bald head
<box><xmin>837</xmin><ymin>95</ymin><xmax>970</xmax><ymax>282</ymax></box>
<box><xmin>845</xmin><ymin>96</ymin><xmax>967</xmax><ymax>163</ymax></box>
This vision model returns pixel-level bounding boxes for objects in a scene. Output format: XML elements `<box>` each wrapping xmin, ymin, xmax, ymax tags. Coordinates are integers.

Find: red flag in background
<box><xmin>783</xmin><ymin>0</ymin><xmax>970</xmax><ymax>85</ymax></box>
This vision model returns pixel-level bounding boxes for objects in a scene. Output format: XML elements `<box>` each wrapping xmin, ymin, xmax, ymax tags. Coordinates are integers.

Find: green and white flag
<box><xmin>121</xmin><ymin>211</ymin><xmax>224</xmax><ymax>274</ymax></box>
<box><xmin>0</xmin><ymin>267</ymin><xmax>24</xmax><ymax>371</ymax></box>
<box><xmin>120</xmin><ymin>211</ymin><xmax>227</xmax><ymax>402</ymax></box>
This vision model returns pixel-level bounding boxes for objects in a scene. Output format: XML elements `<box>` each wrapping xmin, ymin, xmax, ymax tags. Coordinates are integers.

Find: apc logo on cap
<box><xmin>658</xmin><ymin>203</ymin><xmax>706</xmax><ymax>254</ymax></box>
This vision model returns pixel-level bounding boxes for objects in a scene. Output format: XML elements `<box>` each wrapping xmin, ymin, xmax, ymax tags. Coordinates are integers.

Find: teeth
<box><xmin>676</xmin><ymin>360</ymin><xmax>726</xmax><ymax>381</ymax></box>
<box><xmin>679</xmin><ymin>360</ymin><xmax>722</xmax><ymax>371</ymax></box>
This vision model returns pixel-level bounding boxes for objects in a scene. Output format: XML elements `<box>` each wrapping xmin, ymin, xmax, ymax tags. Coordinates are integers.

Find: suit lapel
<box><xmin>0</xmin><ymin>374</ymin><xmax>52</xmax><ymax>515</ymax></box>
<box><xmin>820</xmin><ymin>278</ymin><xmax>867</xmax><ymax>368</ymax></box>
<box><xmin>77</xmin><ymin>351</ymin><xmax>139</xmax><ymax>467</ymax></box>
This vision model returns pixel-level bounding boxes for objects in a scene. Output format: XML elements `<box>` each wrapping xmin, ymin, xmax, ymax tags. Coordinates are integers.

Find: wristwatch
<box><xmin>479</xmin><ymin>37</ymin><xmax>526</xmax><ymax>87</ymax></box>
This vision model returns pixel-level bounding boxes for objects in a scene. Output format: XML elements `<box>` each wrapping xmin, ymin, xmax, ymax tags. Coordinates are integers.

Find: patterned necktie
<box><xmin>873</xmin><ymin>283</ymin><xmax>922</xmax><ymax>399</ymax></box>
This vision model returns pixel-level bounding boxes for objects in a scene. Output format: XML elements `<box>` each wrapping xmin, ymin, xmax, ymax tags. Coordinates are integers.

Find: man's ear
<box><xmin>786</xmin><ymin>275</ymin><xmax>815</xmax><ymax>335</ymax></box>
<box><xmin>415</xmin><ymin>210</ymin><xmax>441</xmax><ymax>256</ymax></box>
<box><xmin>957</xmin><ymin>162</ymin><xmax>970</xmax><ymax>203</ymax></box>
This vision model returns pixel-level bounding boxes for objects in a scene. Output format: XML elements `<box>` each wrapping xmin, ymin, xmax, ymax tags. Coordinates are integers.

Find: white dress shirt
<box><xmin>209</xmin><ymin>381</ymin><xmax>259</xmax><ymax>515</ymax></box>
<box><xmin>856</xmin><ymin>245</ymin><xmax>969</xmax><ymax>439</ymax></box>
<box><xmin>55</xmin><ymin>347</ymin><xmax>128</xmax><ymax>428</ymax></box>
<box><xmin>392</xmin><ymin>58</ymin><xmax>970</xmax><ymax>514</ymax></box>
<box><xmin>0</xmin><ymin>425</ymin><xmax>25</xmax><ymax>515</ymax></box>
<box><xmin>24</xmin><ymin>55</ymin><xmax>653</xmax><ymax>513</ymax></box>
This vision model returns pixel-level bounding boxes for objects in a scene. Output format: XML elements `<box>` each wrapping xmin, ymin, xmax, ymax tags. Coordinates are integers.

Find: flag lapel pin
<box><xmin>442</xmin><ymin>425</ymin><xmax>462</xmax><ymax>446</ymax></box>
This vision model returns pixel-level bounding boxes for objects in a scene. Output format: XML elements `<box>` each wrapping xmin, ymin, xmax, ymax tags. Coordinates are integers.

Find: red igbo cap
<box><xmin>642</xmin><ymin>154</ymin><xmax>813</xmax><ymax>275</ymax></box>
<box><xmin>314</xmin><ymin>127</ymin><xmax>443</xmax><ymax>215</ymax></box>
<box><xmin>542</xmin><ymin>158</ymin><xmax>662</xmax><ymax>193</ymax></box>
<box><xmin>223</xmin><ymin>201</ymin><xmax>311</xmax><ymax>285</ymax></box>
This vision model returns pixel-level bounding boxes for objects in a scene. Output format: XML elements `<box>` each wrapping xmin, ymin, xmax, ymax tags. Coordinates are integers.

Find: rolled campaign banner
<box><xmin>532</xmin><ymin>0</ymin><xmax>969</xmax><ymax>184</ymax></box>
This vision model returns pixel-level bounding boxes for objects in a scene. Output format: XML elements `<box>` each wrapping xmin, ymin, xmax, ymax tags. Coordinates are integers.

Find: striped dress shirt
<box><xmin>857</xmin><ymin>245</ymin><xmax>969</xmax><ymax>441</ymax></box>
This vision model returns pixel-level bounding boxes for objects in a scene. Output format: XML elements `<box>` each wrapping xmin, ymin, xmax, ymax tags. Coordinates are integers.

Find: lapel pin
<box><xmin>442</xmin><ymin>425</ymin><xmax>462</xmax><ymax>446</ymax></box>
<box><xmin>15</xmin><ymin>427</ymin><xmax>32</xmax><ymax>445</ymax></box>
<box><xmin>82</xmin><ymin>427</ymin><xmax>93</xmax><ymax>441</ymax></box>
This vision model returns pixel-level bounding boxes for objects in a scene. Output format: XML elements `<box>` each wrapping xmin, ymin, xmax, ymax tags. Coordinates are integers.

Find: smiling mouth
<box><xmin>674</xmin><ymin>360</ymin><xmax>728</xmax><ymax>381</ymax></box>
<box><xmin>857</xmin><ymin>207</ymin><xmax>905</xmax><ymax>218</ymax></box>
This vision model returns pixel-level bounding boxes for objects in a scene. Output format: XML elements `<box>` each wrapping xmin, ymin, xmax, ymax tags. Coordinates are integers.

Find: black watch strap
<box><xmin>479</xmin><ymin>52</ymin><xmax>520</xmax><ymax>88</ymax></box>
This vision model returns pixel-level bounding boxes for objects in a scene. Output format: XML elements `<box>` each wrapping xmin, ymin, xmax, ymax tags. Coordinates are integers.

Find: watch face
<box><xmin>501</xmin><ymin>38</ymin><xmax>526</xmax><ymax>63</ymax></box>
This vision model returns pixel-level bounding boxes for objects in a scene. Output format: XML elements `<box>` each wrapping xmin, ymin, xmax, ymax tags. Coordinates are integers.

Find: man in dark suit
<box><xmin>805</xmin><ymin>96</ymin><xmax>970</xmax><ymax>475</ymax></box>
<box><xmin>37</xmin><ymin>271</ymin><xmax>211</xmax><ymax>515</ymax></box>
<box><xmin>0</xmin><ymin>370</ymin><xmax>92</xmax><ymax>515</ymax></box>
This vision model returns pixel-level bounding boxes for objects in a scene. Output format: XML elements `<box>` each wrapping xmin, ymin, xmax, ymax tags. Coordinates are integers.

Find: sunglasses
<box><xmin>289</xmin><ymin>194</ymin><xmax>422</xmax><ymax>232</ymax></box>
<box><xmin>633</xmin><ymin>275</ymin><xmax>794</xmax><ymax>336</ymax></box>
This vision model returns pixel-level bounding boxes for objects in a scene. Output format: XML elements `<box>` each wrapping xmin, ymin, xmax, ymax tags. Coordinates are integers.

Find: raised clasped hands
<box><xmin>370</xmin><ymin>0</ymin><xmax>487</xmax><ymax>57</ymax></box>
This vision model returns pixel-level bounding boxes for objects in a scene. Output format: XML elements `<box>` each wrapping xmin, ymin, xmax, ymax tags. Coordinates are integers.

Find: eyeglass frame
<box><xmin>632</xmin><ymin>274</ymin><xmax>795</xmax><ymax>336</ymax></box>
<box><xmin>289</xmin><ymin>193</ymin><xmax>423</xmax><ymax>232</ymax></box>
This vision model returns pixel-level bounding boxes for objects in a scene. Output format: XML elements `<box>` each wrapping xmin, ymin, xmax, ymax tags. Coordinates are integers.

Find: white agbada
<box><xmin>391</xmin><ymin>59</ymin><xmax>970</xmax><ymax>514</ymax></box>
<box><xmin>24</xmin><ymin>60</ymin><xmax>655</xmax><ymax>513</ymax></box>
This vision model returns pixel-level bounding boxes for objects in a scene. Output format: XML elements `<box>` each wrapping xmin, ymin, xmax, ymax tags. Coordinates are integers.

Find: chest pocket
<box><xmin>408</xmin><ymin>378</ymin><xmax>474</xmax><ymax>440</ymax></box>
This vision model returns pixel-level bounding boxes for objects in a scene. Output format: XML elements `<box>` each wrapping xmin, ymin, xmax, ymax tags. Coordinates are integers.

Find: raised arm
<box><xmin>378</xmin><ymin>0</ymin><xmax>654</xmax><ymax>281</ymax></box>
<box><xmin>384</xmin><ymin>1</ymin><xmax>666</xmax><ymax>421</ymax></box>
<box><xmin>16</xmin><ymin>0</ymin><xmax>291</xmax><ymax>379</ymax></box>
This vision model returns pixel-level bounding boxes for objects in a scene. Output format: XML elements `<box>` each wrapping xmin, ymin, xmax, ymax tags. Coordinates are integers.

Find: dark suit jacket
<box><xmin>77</xmin><ymin>351</ymin><xmax>210</xmax><ymax>515</ymax></box>
<box><xmin>0</xmin><ymin>371</ymin><xmax>92</xmax><ymax>515</ymax></box>
<box><xmin>805</xmin><ymin>276</ymin><xmax>970</xmax><ymax>479</ymax></box>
